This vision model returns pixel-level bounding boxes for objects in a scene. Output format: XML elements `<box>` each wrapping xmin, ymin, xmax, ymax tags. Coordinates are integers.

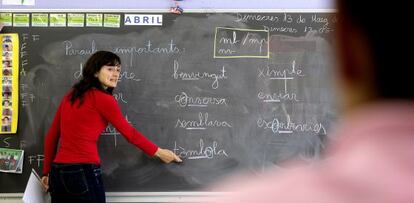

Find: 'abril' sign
<box><xmin>124</xmin><ymin>14</ymin><xmax>162</xmax><ymax>26</ymax></box>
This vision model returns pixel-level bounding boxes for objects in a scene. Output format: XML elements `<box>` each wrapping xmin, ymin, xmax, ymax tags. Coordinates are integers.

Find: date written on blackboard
<box><xmin>214</xmin><ymin>27</ymin><xmax>269</xmax><ymax>58</ymax></box>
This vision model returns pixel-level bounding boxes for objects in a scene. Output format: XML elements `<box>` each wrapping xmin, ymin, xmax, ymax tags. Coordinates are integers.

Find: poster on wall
<box><xmin>0</xmin><ymin>33</ymin><xmax>19</xmax><ymax>134</ymax></box>
<box><xmin>0</xmin><ymin>147</ymin><xmax>24</xmax><ymax>173</ymax></box>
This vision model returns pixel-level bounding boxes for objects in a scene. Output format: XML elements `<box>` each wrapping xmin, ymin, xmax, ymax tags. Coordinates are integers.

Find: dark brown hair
<box><xmin>338</xmin><ymin>1</ymin><xmax>412</xmax><ymax>99</ymax></box>
<box><xmin>70</xmin><ymin>50</ymin><xmax>121</xmax><ymax>105</ymax></box>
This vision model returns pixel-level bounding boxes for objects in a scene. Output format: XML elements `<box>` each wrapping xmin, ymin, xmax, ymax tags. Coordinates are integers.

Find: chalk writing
<box><xmin>102</xmin><ymin>124</ymin><xmax>121</xmax><ymax>136</ymax></box>
<box><xmin>263</xmin><ymin>25</ymin><xmax>298</xmax><ymax>33</ymax></box>
<box><xmin>258</xmin><ymin>91</ymin><xmax>300</xmax><ymax>102</ymax></box>
<box><xmin>172</xmin><ymin>60</ymin><xmax>227</xmax><ymax>89</ymax></box>
<box><xmin>74</xmin><ymin>63</ymin><xmax>141</xmax><ymax>82</ymax></box>
<box><xmin>19</xmin><ymin>34</ymin><xmax>37</xmax><ymax>108</ymax></box>
<box><xmin>0</xmin><ymin>137</ymin><xmax>12</xmax><ymax>148</ymax></box>
<box><xmin>311</xmin><ymin>14</ymin><xmax>329</xmax><ymax>26</ymax></box>
<box><xmin>27</xmin><ymin>154</ymin><xmax>44</xmax><ymax>167</ymax></box>
<box><xmin>118</xmin><ymin>68</ymin><xmax>141</xmax><ymax>82</ymax></box>
<box><xmin>174</xmin><ymin>92</ymin><xmax>228</xmax><ymax>107</ymax></box>
<box><xmin>257</xmin><ymin>114</ymin><xmax>326</xmax><ymax>135</ymax></box>
<box><xmin>214</xmin><ymin>27</ymin><xmax>269</xmax><ymax>58</ymax></box>
<box><xmin>64</xmin><ymin>40</ymin><xmax>97</xmax><ymax>56</ymax></box>
<box><xmin>258</xmin><ymin>60</ymin><xmax>304</xmax><ymax>93</ymax></box>
<box><xmin>113</xmin><ymin>92</ymin><xmax>128</xmax><ymax>103</ymax></box>
<box><xmin>64</xmin><ymin>39</ymin><xmax>182</xmax><ymax>56</ymax></box>
<box><xmin>20</xmin><ymin>34</ymin><xmax>29</xmax><ymax>75</ymax></box>
<box><xmin>296</xmin><ymin>15</ymin><xmax>306</xmax><ymax>23</ymax></box>
<box><xmin>303</xmin><ymin>25</ymin><xmax>333</xmax><ymax>34</ymax></box>
<box><xmin>20</xmin><ymin>92</ymin><xmax>35</xmax><ymax>107</ymax></box>
<box><xmin>258</xmin><ymin>60</ymin><xmax>304</xmax><ymax>79</ymax></box>
<box><xmin>101</xmin><ymin>115</ymin><xmax>132</xmax><ymax>147</ymax></box>
<box><xmin>173</xmin><ymin>139</ymin><xmax>228</xmax><ymax>159</ymax></box>
<box><xmin>113</xmin><ymin>40</ymin><xmax>181</xmax><ymax>55</ymax></box>
<box><xmin>235</xmin><ymin>13</ymin><xmax>280</xmax><ymax>23</ymax></box>
<box><xmin>20</xmin><ymin>33</ymin><xmax>39</xmax><ymax>75</ymax></box>
<box><xmin>283</xmin><ymin>13</ymin><xmax>294</xmax><ymax>23</ymax></box>
<box><xmin>175</xmin><ymin>112</ymin><xmax>232</xmax><ymax>130</ymax></box>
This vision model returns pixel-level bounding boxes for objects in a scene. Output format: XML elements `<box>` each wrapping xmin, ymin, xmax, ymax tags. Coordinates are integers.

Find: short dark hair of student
<box><xmin>70</xmin><ymin>50</ymin><xmax>121</xmax><ymax>105</ymax></box>
<box><xmin>337</xmin><ymin>1</ymin><xmax>412</xmax><ymax>100</ymax></box>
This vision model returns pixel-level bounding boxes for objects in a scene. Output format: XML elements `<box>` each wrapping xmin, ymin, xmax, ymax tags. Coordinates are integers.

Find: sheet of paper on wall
<box><xmin>2</xmin><ymin>0</ymin><xmax>35</xmax><ymax>5</ymax></box>
<box><xmin>23</xmin><ymin>169</ymin><xmax>51</xmax><ymax>203</ymax></box>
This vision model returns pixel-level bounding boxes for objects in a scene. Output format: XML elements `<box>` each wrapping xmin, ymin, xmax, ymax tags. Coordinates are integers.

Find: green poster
<box><xmin>31</xmin><ymin>13</ymin><xmax>48</xmax><ymax>27</ymax></box>
<box><xmin>13</xmin><ymin>14</ymin><xmax>30</xmax><ymax>27</ymax></box>
<box><xmin>50</xmin><ymin>13</ymin><xmax>66</xmax><ymax>27</ymax></box>
<box><xmin>0</xmin><ymin>13</ymin><xmax>13</xmax><ymax>26</ymax></box>
<box><xmin>68</xmin><ymin>13</ymin><xmax>85</xmax><ymax>27</ymax></box>
<box><xmin>104</xmin><ymin>14</ymin><xmax>120</xmax><ymax>28</ymax></box>
<box><xmin>86</xmin><ymin>14</ymin><xmax>103</xmax><ymax>27</ymax></box>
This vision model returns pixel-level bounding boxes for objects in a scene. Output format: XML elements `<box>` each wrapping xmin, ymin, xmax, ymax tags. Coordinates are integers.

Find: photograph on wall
<box><xmin>0</xmin><ymin>148</ymin><xmax>24</xmax><ymax>173</ymax></box>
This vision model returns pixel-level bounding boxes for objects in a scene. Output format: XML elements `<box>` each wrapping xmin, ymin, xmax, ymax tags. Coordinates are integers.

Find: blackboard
<box><xmin>0</xmin><ymin>12</ymin><xmax>338</xmax><ymax>193</ymax></box>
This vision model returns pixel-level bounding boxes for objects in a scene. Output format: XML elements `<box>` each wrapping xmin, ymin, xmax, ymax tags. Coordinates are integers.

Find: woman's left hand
<box><xmin>41</xmin><ymin>175</ymin><xmax>49</xmax><ymax>192</ymax></box>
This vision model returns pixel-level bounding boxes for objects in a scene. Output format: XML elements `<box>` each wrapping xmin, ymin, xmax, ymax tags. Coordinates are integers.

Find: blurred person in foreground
<box><xmin>209</xmin><ymin>1</ymin><xmax>414</xmax><ymax>203</ymax></box>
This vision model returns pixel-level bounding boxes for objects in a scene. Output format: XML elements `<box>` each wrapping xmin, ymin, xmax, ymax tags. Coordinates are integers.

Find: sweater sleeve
<box><xmin>95</xmin><ymin>91</ymin><xmax>158</xmax><ymax>156</ymax></box>
<box><xmin>42</xmin><ymin>100</ymin><xmax>64</xmax><ymax>175</ymax></box>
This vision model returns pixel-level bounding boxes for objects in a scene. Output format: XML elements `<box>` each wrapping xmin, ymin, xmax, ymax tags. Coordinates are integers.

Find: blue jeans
<box><xmin>49</xmin><ymin>163</ymin><xmax>106</xmax><ymax>203</ymax></box>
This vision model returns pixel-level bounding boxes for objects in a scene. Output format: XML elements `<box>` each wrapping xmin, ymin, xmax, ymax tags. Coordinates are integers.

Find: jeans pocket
<box><xmin>93</xmin><ymin>168</ymin><xmax>102</xmax><ymax>185</ymax></box>
<box><xmin>59</xmin><ymin>168</ymin><xmax>89</xmax><ymax>196</ymax></box>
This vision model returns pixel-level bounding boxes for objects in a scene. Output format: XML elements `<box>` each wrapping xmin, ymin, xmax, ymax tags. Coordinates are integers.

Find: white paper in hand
<box><xmin>23</xmin><ymin>169</ymin><xmax>51</xmax><ymax>203</ymax></box>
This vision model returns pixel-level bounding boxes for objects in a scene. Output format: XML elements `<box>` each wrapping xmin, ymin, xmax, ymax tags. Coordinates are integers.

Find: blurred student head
<box><xmin>335</xmin><ymin>1</ymin><xmax>412</xmax><ymax>113</ymax></box>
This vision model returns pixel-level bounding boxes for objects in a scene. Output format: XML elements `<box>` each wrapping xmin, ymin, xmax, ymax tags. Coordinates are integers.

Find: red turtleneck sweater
<box><xmin>43</xmin><ymin>89</ymin><xmax>158</xmax><ymax>175</ymax></box>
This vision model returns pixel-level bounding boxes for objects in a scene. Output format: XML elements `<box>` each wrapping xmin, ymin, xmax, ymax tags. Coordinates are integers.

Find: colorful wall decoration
<box><xmin>0</xmin><ymin>33</ymin><xmax>18</xmax><ymax>134</ymax></box>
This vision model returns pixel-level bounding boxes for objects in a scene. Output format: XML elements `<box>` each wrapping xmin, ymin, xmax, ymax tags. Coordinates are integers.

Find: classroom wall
<box><xmin>1</xmin><ymin>0</ymin><xmax>334</xmax><ymax>10</ymax></box>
